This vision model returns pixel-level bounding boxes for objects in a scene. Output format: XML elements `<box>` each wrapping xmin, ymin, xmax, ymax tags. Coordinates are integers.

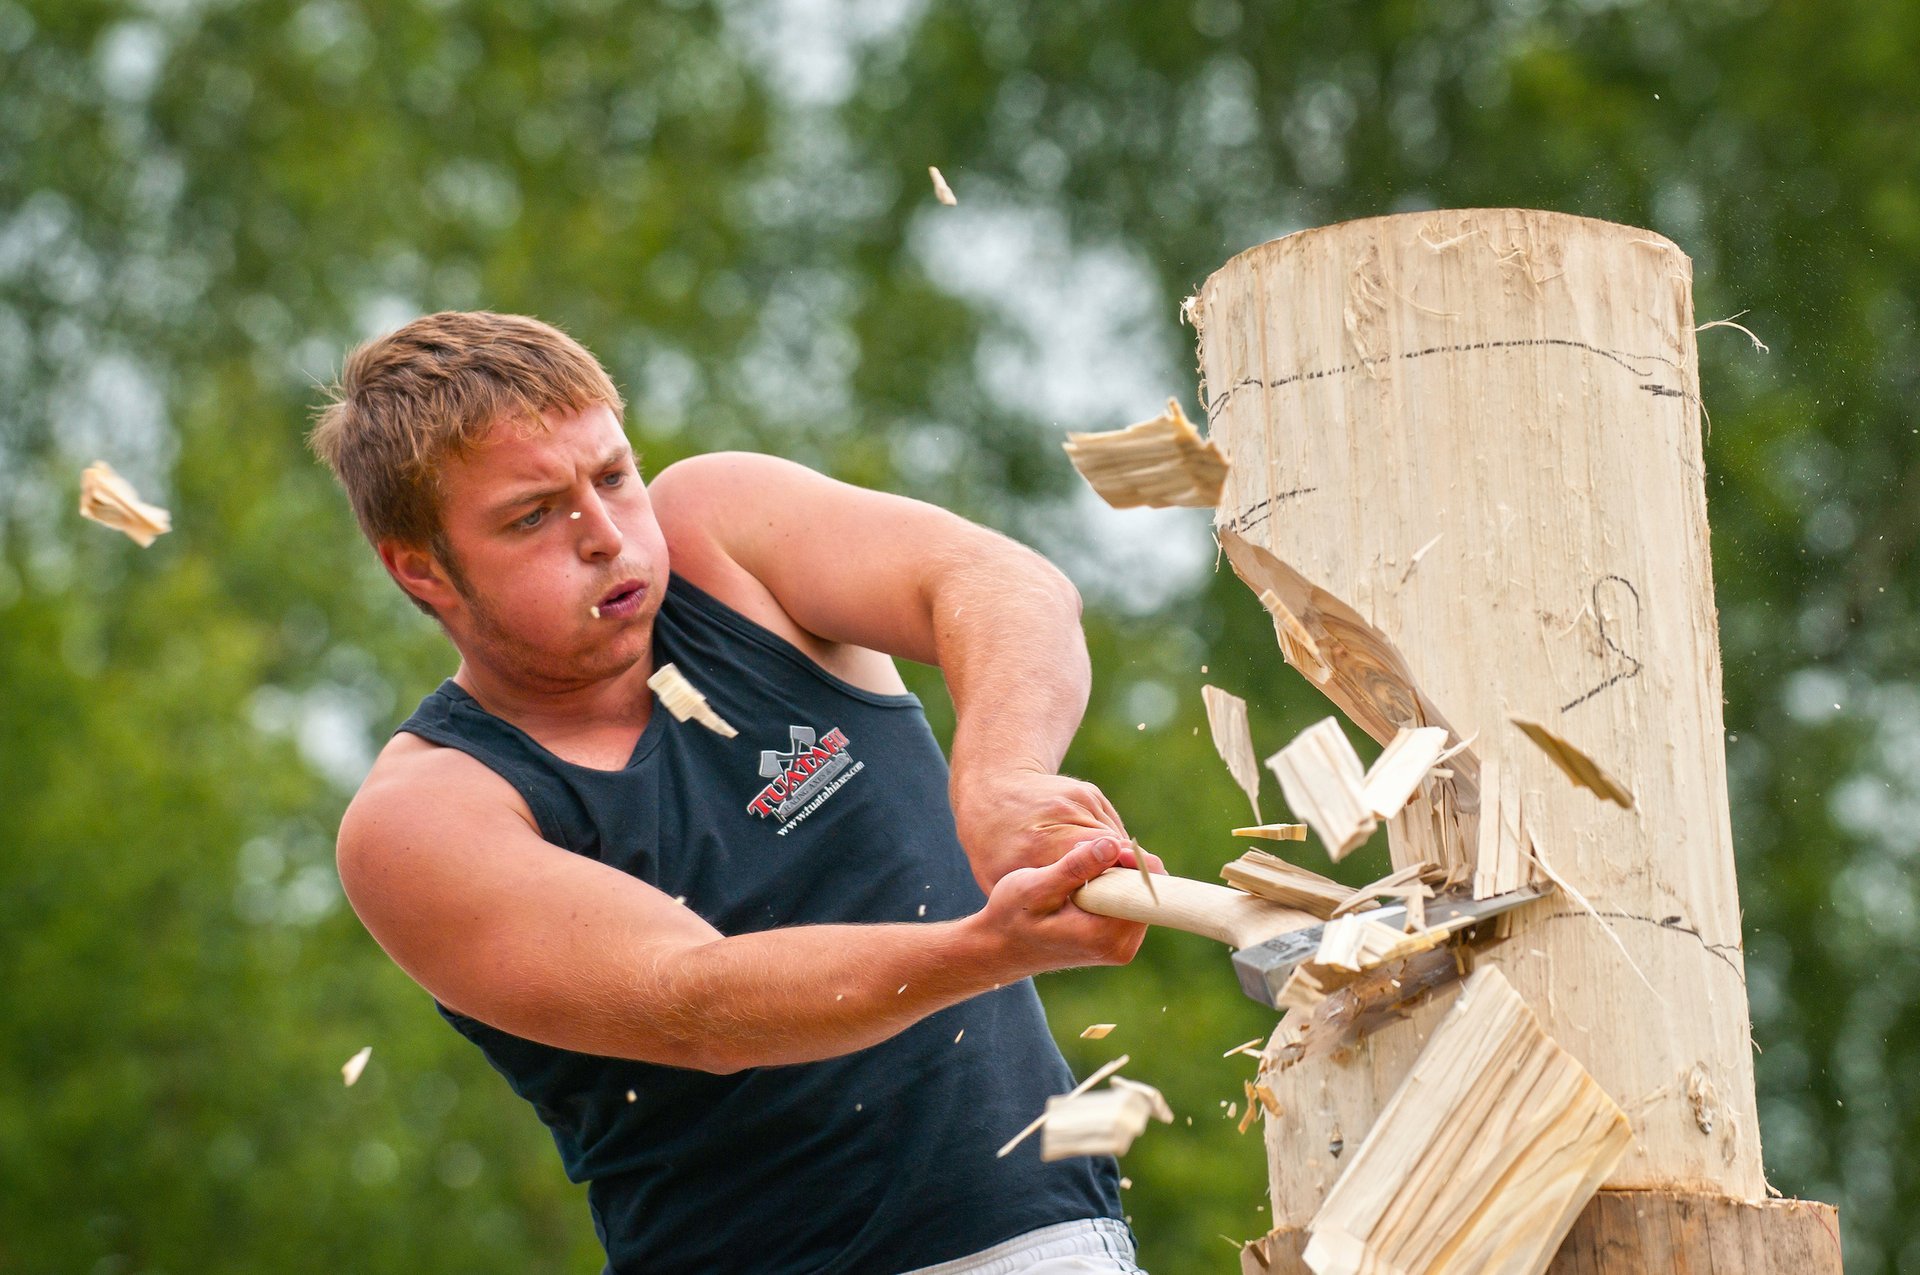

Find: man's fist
<box><xmin>951</xmin><ymin>766</ymin><xmax>1164</xmax><ymax>892</ymax></box>
<box><xmin>972</xmin><ymin>836</ymin><xmax>1148</xmax><ymax>973</ymax></box>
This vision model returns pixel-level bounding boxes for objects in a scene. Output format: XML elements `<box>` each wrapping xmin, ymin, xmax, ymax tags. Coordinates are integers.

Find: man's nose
<box><xmin>575</xmin><ymin>490</ymin><xmax>624</xmax><ymax>559</ymax></box>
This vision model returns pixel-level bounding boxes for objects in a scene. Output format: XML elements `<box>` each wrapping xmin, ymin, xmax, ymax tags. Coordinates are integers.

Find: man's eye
<box><xmin>514</xmin><ymin>508</ymin><xmax>546</xmax><ymax>530</ymax></box>
<box><xmin>601</xmin><ymin>471</ymin><xmax>626</xmax><ymax>488</ymax></box>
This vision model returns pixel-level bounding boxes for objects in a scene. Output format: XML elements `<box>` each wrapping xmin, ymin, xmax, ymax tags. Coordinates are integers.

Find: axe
<box><xmin>1071</xmin><ymin>868</ymin><xmax>1545</xmax><ymax>1009</ymax></box>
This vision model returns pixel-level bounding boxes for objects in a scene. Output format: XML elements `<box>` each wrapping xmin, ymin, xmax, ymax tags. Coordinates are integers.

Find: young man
<box><xmin>312</xmin><ymin>311</ymin><xmax>1163</xmax><ymax>1274</ymax></box>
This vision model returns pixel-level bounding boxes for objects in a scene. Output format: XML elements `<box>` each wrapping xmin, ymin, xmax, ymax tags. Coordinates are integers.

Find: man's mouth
<box><xmin>593</xmin><ymin>579</ymin><xmax>646</xmax><ymax>619</ymax></box>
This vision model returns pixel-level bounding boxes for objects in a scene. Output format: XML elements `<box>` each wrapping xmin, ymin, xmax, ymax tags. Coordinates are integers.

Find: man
<box><xmin>312</xmin><ymin>311</ymin><xmax>1164</xmax><ymax>1274</ymax></box>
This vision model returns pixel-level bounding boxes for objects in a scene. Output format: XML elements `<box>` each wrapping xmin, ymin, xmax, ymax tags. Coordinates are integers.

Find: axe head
<box><xmin>1230</xmin><ymin>884</ymin><xmax>1548</xmax><ymax>1008</ymax></box>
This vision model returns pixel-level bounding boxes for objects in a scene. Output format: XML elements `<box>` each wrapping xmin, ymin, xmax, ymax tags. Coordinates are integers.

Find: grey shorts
<box><xmin>898</xmin><ymin>1219</ymin><xmax>1145</xmax><ymax>1275</ymax></box>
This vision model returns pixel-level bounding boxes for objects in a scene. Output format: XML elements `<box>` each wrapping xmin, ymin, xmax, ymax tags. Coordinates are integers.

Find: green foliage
<box><xmin>4</xmin><ymin>0</ymin><xmax>1916</xmax><ymax>1270</ymax></box>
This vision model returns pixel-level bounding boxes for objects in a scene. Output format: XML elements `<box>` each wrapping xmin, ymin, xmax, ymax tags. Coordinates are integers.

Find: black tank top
<box><xmin>395</xmin><ymin>574</ymin><xmax>1123</xmax><ymax>1274</ymax></box>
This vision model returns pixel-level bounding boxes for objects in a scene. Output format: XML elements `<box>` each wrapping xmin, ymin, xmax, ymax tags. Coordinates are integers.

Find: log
<box><xmin>1189</xmin><ymin>210</ymin><xmax>1770</xmax><ymax>1221</ymax></box>
<box><xmin>1242</xmin><ymin>1191</ymin><xmax>1843</xmax><ymax>1274</ymax></box>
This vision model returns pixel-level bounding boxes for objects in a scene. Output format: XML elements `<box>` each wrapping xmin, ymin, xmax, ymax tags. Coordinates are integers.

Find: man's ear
<box><xmin>378</xmin><ymin>539</ymin><xmax>458</xmax><ymax>615</ymax></box>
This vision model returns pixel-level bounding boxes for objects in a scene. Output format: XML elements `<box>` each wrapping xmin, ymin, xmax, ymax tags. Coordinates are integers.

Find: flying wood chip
<box><xmin>1510</xmin><ymin>715</ymin><xmax>1634</xmax><ymax>809</ymax></box>
<box><xmin>78</xmin><ymin>461</ymin><xmax>171</xmax><ymax>547</ymax></box>
<box><xmin>928</xmin><ymin>165</ymin><xmax>957</xmax><ymax>205</ymax></box>
<box><xmin>1202</xmin><ymin>684</ymin><xmax>1262</xmax><ymax>822</ymax></box>
<box><xmin>1266</xmin><ymin>717</ymin><xmax>1376</xmax><ymax>860</ymax></box>
<box><xmin>1040</xmin><ymin>1076</ymin><xmax>1174</xmax><ymax>1162</ymax></box>
<box><xmin>341</xmin><ymin>1045</ymin><xmax>372</xmax><ymax>1087</ymax></box>
<box><xmin>647</xmin><ymin>663</ymin><xmax>738</xmax><ymax>738</ymax></box>
<box><xmin>1062</xmin><ymin>398</ymin><xmax>1227</xmax><ymax>509</ymax></box>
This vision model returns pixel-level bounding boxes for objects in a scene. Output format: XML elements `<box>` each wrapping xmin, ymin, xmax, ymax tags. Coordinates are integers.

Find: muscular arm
<box><xmin>649</xmin><ymin>452</ymin><xmax>1146</xmax><ymax>888</ymax></box>
<box><xmin>339</xmin><ymin>745</ymin><xmax>1136</xmax><ymax>1073</ymax></box>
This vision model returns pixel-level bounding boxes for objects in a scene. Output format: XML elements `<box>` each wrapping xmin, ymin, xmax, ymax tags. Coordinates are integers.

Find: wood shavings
<box><xmin>1232</xmin><ymin>823</ymin><xmax>1308</xmax><ymax>841</ymax></box>
<box><xmin>1081</xmin><ymin>1024</ymin><xmax>1116</xmax><ymax>1040</ymax></box>
<box><xmin>1063</xmin><ymin>398</ymin><xmax>1227</xmax><ymax>509</ymax></box>
<box><xmin>1301</xmin><ymin>966</ymin><xmax>1631</xmax><ymax>1275</ymax></box>
<box><xmin>1510</xmin><ymin>715</ymin><xmax>1634</xmax><ymax>808</ymax></box>
<box><xmin>1313</xmin><ymin>914</ymin><xmax>1441</xmax><ymax>973</ymax></box>
<box><xmin>1696</xmin><ymin>310</ymin><xmax>1767</xmax><ymax>352</ymax></box>
<box><xmin>1325</xmin><ymin>863</ymin><xmax>1436</xmax><ymax>919</ymax></box>
<box><xmin>647</xmin><ymin>662</ymin><xmax>738</xmax><ymax>738</ymax></box>
<box><xmin>1221</xmin><ymin>849</ymin><xmax>1353</xmax><ymax>919</ymax></box>
<box><xmin>1222</xmin><ymin>1036</ymin><xmax>1266</xmax><ymax>1059</ymax></box>
<box><xmin>928</xmin><ymin>166</ymin><xmax>957</xmax><ymax>205</ymax></box>
<box><xmin>78</xmin><ymin>461</ymin><xmax>171</xmax><ymax>547</ymax></box>
<box><xmin>1238</xmin><ymin>1082</ymin><xmax>1262</xmax><ymax>1133</ymax></box>
<box><xmin>1202</xmin><ymin>684</ymin><xmax>1262</xmax><ymax>822</ymax></box>
<box><xmin>1258</xmin><ymin>589</ymin><xmax>1331</xmax><ymax>684</ymax></box>
<box><xmin>1266</xmin><ymin>717</ymin><xmax>1376</xmax><ymax>859</ymax></box>
<box><xmin>341</xmin><ymin>1046</ymin><xmax>372</xmax><ymax>1087</ymax></box>
<box><xmin>998</xmin><ymin>1054</ymin><xmax>1130</xmax><ymax>1158</ymax></box>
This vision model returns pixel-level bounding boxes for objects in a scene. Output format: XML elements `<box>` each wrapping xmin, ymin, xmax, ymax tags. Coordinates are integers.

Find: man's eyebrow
<box><xmin>488</xmin><ymin>445</ymin><xmax>638</xmax><ymax>517</ymax></box>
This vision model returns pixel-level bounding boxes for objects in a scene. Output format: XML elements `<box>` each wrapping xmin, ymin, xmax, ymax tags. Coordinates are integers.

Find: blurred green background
<box><xmin>3</xmin><ymin>0</ymin><xmax>1915</xmax><ymax>1270</ymax></box>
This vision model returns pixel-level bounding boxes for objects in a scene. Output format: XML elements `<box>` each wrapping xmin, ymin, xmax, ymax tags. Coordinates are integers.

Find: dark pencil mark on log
<box><xmin>1641</xmin><ymin>383</ymin><xmax>1686</xmax><ymax>398</ymax></box>
<box><xmin>1222</xmin><ymin>487</ymin><xmax>1318</xmax><ymax>534</ymax></box>
<box><xmin>1561</xmin><ymin>574</ymin><xmax>1644</xmax><ymax>712</ymax></box>
<box><xmin>1538</xmin><ymin>908</ymin><xmax>1744</xmax><ymax>979</ymax></box>
<box><xmin>1201</xmin><ymin>336</ymin><xmax>1682</xmax><ymax>415</ymax></box>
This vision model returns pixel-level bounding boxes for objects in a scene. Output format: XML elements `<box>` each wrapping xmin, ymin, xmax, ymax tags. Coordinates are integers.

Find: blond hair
<box><xmin>310</xmin><ymin>311</ymin><xmax>624</xmax><ymax>613</ymax></box>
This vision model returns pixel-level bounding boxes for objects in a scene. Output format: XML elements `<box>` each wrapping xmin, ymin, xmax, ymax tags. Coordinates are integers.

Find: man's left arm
<box><xmin>647</xmin><ymin>451</ymin><xmax>1160</xmax><ymax>889</ymax></box>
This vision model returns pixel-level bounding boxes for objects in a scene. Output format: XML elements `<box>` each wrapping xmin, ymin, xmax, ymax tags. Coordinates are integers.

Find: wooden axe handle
<box><xmin>1072</xmin><ymin>868</ymin><xmax>1323</xmax><ymax>950</ymax></box>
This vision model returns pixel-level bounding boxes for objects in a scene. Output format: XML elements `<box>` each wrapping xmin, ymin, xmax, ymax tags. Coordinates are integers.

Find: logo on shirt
<box><xmin>746</xmin><ymin>724</ymin><xmax>866</xmax><ymax>834</ymax></box>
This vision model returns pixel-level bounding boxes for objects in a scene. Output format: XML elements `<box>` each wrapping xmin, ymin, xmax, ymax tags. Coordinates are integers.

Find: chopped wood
<box><xmin>1265</xmin><ymin>717</ymin><xmax>1376</xmax><ymax>860</ymax></box>
<box><xmin>1233</xmin><ymin>823</ymin><xmax>1309</xmax><ymax>841</ymax></box>
<box><xmin>1041</xmin><ymin>1075</ymin><xmax>1173</xmax><ymax>1161</ymax></box>
<box><xmin>1302</xmin><ymin>966</ymin><xmax>1631</xmax><ymax>1275</ymax></box>
<box><xmin>78</xmin><ymin>461</ymin><xmax>171</xmax><ymax>547</ymax></box>
<box><xmin>1238</xmin><ymin>1083</ymin><xmax>1261</xmax><ymax>1133</ymax></box>
<box><xmin>998</xmin><ymin>1054</ymin><xmax>1130</xmax><ymax>1158</ymax></box>
<box><xmin>1260</xmin><ymin>589</ymin><xmax>1333</xmax><ymax>684</ymax></box>
<box><xmin>1081</xmin><ymin>1024</ymin><xmax>1116</xmax><ymax>1040</ymax></box>
<box><xmin>1511</xmin><ymin>715</ymin><xmax>1635</xmax><ymax>809</ymax></box>
<box><xmin>1313</xmin><ymin>914</ymin><xmax>1439</xmax><ymax>973</ymax></box>
<box><xmin>1063</xmin><ymin>398</ymin><xmax>1228</xmax><ymax>509</ymax></box>
<box><xmin>1473</xmin><ymin>757</ymin><xmax>1533</xmax><ymax>900</ymax></box>
<box><xmin>1221</xmin><ymin>849</ymin><xmax>1354</xmax><ymax>919</ymax></box>
<box><xmin>647</xmin><ymin>662</ymin><xmax>738</xmax><ymax>738</ymax></box>
<box><xmin>928</xmin><ymin>165</ymin><xmax>957</xmax><ymax>205</ymax></box>
<box><xmin>341</xmin><ymin>1046</ymin><xmax>372</xmax><ymax>1087</ymax></box>
<box><xmin>1203</xmin><ymin>684</ymin><xmax>1263</xmax><ymax>821</ymax></box>
<box><xmin>1222</xmin><ymin>1036</ymin><xmax>1266</xmax><ymax>1059</ymax></box>
<box><xmin>1358</xmin><ymin>726</ymin><xmax>1450</xmax><ymax>819</ymax></box>
<box><xmin>1252</xmin><ymin>1082</ymin><xmax>1282</xmax><ymax>1117</ymax></box>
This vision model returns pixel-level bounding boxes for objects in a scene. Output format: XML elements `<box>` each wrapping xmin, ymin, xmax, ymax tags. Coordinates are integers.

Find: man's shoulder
<box><xmin>344</xmin><ymin>731</ymin><xmax>532</xmax><ymax>850</ymax></box>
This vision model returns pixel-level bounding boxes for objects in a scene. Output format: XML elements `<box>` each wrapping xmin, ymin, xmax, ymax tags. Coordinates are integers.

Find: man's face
<box><xmin>419</xmin><ymin>402</ymin><xmax>670</xmax><ymax>689</ymax></box>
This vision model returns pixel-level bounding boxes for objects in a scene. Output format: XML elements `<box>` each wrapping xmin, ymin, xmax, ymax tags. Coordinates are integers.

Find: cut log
<box><xmin>647</xmin><ymin>663</ymin><xmax>738</xmax><ymax>738</ymax></box>
<box><xmin>1203</xmin><ymin>684</ymin><xmax>1264</xmax><ymax>822</ymax></box>
<box><xmin>1194</xmin><ymin>209</ymin><xmax>1766</xmax><ymax>1213</ymax></box>
<box><xmin>1266</xmin><ymin>717</ymin><xmax>1376</xmax><ymax>859</ymax></box>
<box><xmin>1301</xmin><ymin>965</ymin><xmax>1631</xmax><ymax>1275</ymax></box>
<box><xmin>1063</xmin><ymin>398</ymin><xmax>1227</xmax><ymax>509</ymax></box>
<box><xmin>1221</xmin><ymin>849</ymin><xmax>1354</xmax><ymax>919</ymax></box>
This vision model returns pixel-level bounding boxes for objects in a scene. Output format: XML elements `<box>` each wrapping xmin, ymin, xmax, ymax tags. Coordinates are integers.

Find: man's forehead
<box><xmin>450</xmin><ymin>405</ymin><xmax>632</xmax><ymax>488</ymax></box>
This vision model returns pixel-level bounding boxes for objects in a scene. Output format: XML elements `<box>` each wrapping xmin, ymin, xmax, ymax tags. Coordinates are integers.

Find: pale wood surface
<box><xmin>1191</xmin><ymin>209</ymin><xmax>1764</xmax><ymax>1218</ymax></box>
<box><xmin>1243</xmin><ymin>1190</ymin><xmax>1843</xmax><ymax>1274</ymax></box>
<box><xmin>1301</xmin><ymin>966</ymin><xmax>1630</xmax><ymax>1275</ymax></box>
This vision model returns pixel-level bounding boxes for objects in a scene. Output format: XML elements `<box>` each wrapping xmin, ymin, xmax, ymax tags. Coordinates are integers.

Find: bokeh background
<box><xmin>3</xmin><ymin>0</ymin><xmax>1916</xmax><ymax>1270</ymax></box>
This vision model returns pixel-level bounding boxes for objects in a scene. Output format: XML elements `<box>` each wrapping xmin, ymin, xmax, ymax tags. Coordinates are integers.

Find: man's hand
<box><xmin>952</xmin><ymin>766</ymin><xmax>1166</xmax><ymax>892</ymax></box>
<box><xmin>970</xmin><ymin>836</ymin><xmax>1148</xmax><ymax>972</ymax></box>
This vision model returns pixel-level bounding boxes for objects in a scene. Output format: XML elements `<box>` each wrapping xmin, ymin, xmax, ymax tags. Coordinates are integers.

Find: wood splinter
<box><xmin>1233</xmin><ymin>823</ymin><xmax>1308</xmax><ymax>842</ymax></box>
<box><xmin>78</xmin><ymin>461</ymin><xmax>171</xmax><ymax>547</ymax></box>
<box><xmin>1511</xmin><ymin>715</ymin><xmax>1635</xmax><ymax>809</ymax></box>
<box><xmin>1266</xmin><ymin>718</ymin><xmax>1376</xmax><ymax>859</ymax></box>
<box><xmin>1203</xmin><ymin>684</ymin><xmax>1263</xmax><ymax>822</ymax></box>
<box><xmin>1063</xmin><ymin>398</ymin><xmax>1228</xmax><ymax>509</ymax></box>
<box><xmin>1221</xmin><ymin>849</ymin><xmax>1353</xmax><ymax>920</ymax></box>
<box><xmin>647</xmin><ymin>662</ymin><xmax>738</xmax><ymax>738</ymax></box>
<box><xmin>1040</xmin><ymin>1075</ymin><xmax>1174</xmax><ymax>1162</ymax></box>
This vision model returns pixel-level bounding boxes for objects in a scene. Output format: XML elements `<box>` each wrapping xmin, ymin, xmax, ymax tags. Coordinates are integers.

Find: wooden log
<box><xmin>1189</xmin><ymin>210</ymin><xmax>1767</xmax><ymax>1219</ymax></box>
<box><xmin>1241</xmin><ymin>1191</ymin><xmax>1843</xmax><ymax>1274</ymax></box>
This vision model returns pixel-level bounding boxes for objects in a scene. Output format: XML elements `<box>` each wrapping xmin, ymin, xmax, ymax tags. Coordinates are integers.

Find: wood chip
<box><xmin>1358</xmin><ymin>726</ymin><xmax>1449</xmax><ymax>819</ymax></box>
<box><xmin>928</xmin><ymin>165</ymin><xmax>957</xmax><ymax>205</ymax></box>
<box><xmin>341</xmin><ymin>1046</ymin><xmax>372</xmax><ymax>1087</ymax></box>
<box><xmin>998</xmin><ymin>1054</ymin><xmax>1130</xmax><ymax>1158</ymax></box>
<box><xmin>1302</xmin><ymin>966</ymin><xmax>1631</xmax><ymax>1275</ymax></box>
<box><xmin>1510</xmin><ymin>715</ymin><xmax>1635</xmax><ymax>808</ymax></box>
<box><xmin>1472</xmin><ymin>757</ymin><xmax>1530</xmax><ymax>900</ymax></box>
<box><xmin>1063</xmin><ymin>398</ymin><xmax>1228</xmax><ymax>509</ymax></box>
<box><xmin>1040</xmin><ymin>1076</ymin><xmax>1174</xmax><ymax>1161</ymax></box>
<box><xmin>1325</xmin><ymin>863</ymin><xmax>1436</xmax><ymax>919</ymax></box>
<box><xmin>1258</xmin><ymin>589</ymin><xmax>1331</xmax><ymax>684</ymax></box>
<box><xmin>1221</xmin><ymin>849</ymin><xmax>1354</xmax><ymax>919</ymax></box>
<box><xmin>647</xmin><ymin>662</ymin><xmax>738</xmax><ymax>738</ymax></box>
<box><xmin>1081</xmin><ymin>1024</ymin><xmax>1117</xmax><ymax>1040</ymax></box>
<box><xmin>1265</xmin><ymin>717</ymin><xmax>1376</xmax><ymax>860</ymax></box>
<box><xmin>1222</xmin><ymin>1036</ymin><xmax>1266</xmax><ymax>1059</ymax></box>
<box><xmin>1232</xmin><ymin>823</ymin><xmax>1309</xmax><ymax>841</ymax></box>
<box><xmin>78</xmin><ymin>461</ymin><xmax>171</xmax><ymax>547</ymax></box>
<box><xmin>1202</xmin><ymin>685</ymin><xmax>1263</xmax><ymax>822</ymax></box>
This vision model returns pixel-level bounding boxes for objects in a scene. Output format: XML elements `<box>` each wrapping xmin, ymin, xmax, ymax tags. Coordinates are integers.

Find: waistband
<box><xmin>897</xmin><ymin>1218</ymin><xmax>1143</xmax><ymax>1275</ymax></box>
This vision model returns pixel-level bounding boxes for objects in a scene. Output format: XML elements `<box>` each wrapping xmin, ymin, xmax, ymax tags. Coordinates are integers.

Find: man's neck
<box><xmin>450</xmin><ymin>643</ymin><xmax>657</xmax><ymax>751</ymax></box>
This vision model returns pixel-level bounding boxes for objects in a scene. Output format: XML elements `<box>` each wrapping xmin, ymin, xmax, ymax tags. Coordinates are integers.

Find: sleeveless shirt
<box><xmin>394</xmin><ymin>574</ymin><xmax>1124</xmax><ymax>1274</ymax></box>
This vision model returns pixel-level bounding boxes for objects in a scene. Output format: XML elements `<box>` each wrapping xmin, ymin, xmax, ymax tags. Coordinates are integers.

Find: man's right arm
<box><xmin>336</xmin><ymin>743</ymin><xmax>1143</xmax><ymax>1074</ymax></box>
